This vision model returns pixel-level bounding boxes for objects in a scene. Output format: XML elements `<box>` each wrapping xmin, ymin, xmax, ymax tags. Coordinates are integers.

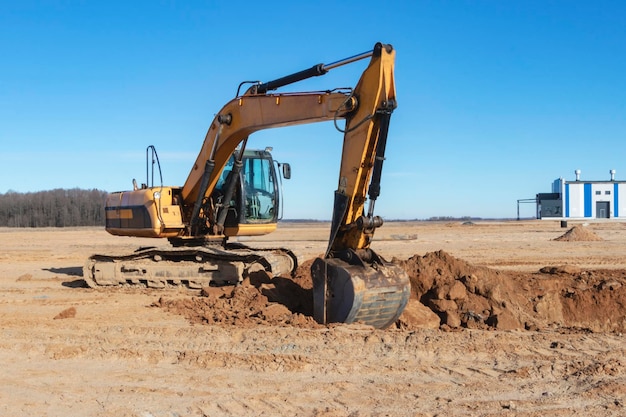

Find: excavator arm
<box><xmin>181</xmin><ymin>44</ymin><xmax>395</xmax><ymax>245</ymax></box>
<box><xmin>309</xmin><ymin>43</ymin><xmax>409</xmax><ymax>328</ymax></box>
<box><xmin>325</xmin><ymin>43</ymin><xmax>397</xmax><ymax>254</ymax></box>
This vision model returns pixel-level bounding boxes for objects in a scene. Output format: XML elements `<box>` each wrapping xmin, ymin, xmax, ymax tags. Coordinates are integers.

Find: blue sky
<box><xmin>1</xmin><ymin>1</ymin><xmax>625</xmax><ymax>220</ymax></box>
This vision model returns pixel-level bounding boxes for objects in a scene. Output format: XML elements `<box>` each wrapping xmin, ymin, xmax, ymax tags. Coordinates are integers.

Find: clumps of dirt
<box><xmin>396</xmin><ymin>250</ymin><xmax>626</xmax><ymax>332</ymax></box>
<box><xmin>554</xmin><ymin>225</ymin><xmax>603</xmax><ymax>241</ymax></box>
<box><xmin>154</xmin><ymin>261</ymin><xmax>320</xmax><ymax>328</ymax></box>
<box><xmin>395</xmin><ymin>251</ymin><xmax>525</xmax><ymax>330</ymax></box>
<box><xmin>53</xmin><ymin>307</ymin><xmax>76</xmax><ymax>319</ymax></box>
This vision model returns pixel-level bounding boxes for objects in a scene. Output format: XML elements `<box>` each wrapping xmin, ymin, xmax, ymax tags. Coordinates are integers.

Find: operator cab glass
<box><xmin>215</xmin><ymin>149</ymin><xmax>280</xmax><ymax>226</ymax></box>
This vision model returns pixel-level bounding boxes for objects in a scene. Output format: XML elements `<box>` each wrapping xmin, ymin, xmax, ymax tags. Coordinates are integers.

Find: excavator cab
<box><xmin>215</xmin><ymin>148</ymin><xmax>289</xmax><ymax>236</ymax></box>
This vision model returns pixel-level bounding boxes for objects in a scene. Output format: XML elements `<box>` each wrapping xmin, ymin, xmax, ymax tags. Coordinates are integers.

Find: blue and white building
<box><xmin>537</xmin><ymin>170</ymin><xmax>626</xmax><ymax>219</ymax></box>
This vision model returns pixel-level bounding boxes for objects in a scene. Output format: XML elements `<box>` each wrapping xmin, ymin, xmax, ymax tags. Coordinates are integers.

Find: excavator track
<box><xmin>83</xmin><ymin>244</ymin><xmax>297</xmax><ymax>289</ymax></box>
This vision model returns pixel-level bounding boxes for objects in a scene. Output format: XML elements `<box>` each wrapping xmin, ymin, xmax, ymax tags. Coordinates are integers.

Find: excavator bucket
<box><xmin>311</xmin><ymin>253</ymin><xmax>410</xmax><ymax>329</ymax></box>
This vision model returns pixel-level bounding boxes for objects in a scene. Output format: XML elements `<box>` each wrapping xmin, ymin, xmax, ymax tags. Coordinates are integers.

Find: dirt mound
<box><xmin>156</xmin><ymin>251</ymin><xmax>626</xmax><ymax>333</ymax></box>
<box><xmin>395</xmin><ymin>250</ymin><xmax>526</xmax><ymax>330</ymax></box>
<box><xmin>554</xmin><ymin>225</ymin><xmax>603</xmax><ymax>241</ymax></box>
<box><xmin>396</xmin><ymin>250</ymin><xmax>626</xmax><ymax>332</ymax></box>
<box><xmin>154</xmin><ymin>260</ymin><xmax>320</xmax><ymax>328</ymax></box>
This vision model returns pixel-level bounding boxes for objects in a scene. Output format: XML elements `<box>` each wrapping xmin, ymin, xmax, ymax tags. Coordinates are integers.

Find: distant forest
<box><xmin>0</xmin><ymin>189</ymin><xmax>108</xmax><ymax>227</ymax></box>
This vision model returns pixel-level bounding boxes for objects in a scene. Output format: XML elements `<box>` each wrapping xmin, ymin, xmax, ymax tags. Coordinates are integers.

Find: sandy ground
<box><xmin>0</xmin><ymin>220</ymin><xmax>625</xmax><ymax>416</ymax></box>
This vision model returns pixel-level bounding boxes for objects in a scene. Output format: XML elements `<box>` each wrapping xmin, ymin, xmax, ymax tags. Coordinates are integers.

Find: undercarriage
<box><xmin>83</xmin><ymin>244</ymin><xmax>297</xmax><ymax>289</ymax></box>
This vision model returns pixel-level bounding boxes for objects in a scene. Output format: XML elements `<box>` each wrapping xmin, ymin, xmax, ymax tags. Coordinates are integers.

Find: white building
<box><xmin>537</xmin><ymin>170</ymin><xmax>626</xmax><ymax>219</ymax></box>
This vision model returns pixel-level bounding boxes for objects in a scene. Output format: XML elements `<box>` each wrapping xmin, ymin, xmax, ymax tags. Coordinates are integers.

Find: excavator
<box><xmin>84</xmin><ymin>42</ymin><xmax>410</xmax><ymax>329</ymax></box>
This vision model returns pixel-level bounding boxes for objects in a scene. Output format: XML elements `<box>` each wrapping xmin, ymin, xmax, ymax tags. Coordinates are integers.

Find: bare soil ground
<box><xmin>0</xmin><ymin>220</ymin><xmax>625</xmax><ymax>416</ymax></box>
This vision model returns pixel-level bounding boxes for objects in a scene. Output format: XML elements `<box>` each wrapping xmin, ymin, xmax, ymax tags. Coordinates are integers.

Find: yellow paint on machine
<box><xmin>224</xmin><ymin>223</ymin><xmax>277</xmax><ymax>237</ymax></box>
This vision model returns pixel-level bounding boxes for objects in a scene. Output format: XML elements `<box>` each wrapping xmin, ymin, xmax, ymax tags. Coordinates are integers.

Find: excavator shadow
<box><xmin>44</xmin><ymin>266</ymin><xmax>82</xmax><ymax>276</ymax></box>
<box><xmin>248</xmin><ymin>271</ymin><xmax>314</xmax><ymax>317</ymax></box>
<box><xmin>43</xmin><ymin>267</ymin><xmax>89</xmax><ymax>288</ymax></box>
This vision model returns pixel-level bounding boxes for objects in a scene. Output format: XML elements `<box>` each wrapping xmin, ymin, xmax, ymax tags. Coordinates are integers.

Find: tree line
<box><xmin>0</xmin><ymin>189</ymin><xmax>108</xmax><ymax>227</ymax></box>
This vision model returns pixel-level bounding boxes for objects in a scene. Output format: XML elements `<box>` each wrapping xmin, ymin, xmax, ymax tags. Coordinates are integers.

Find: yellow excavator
<box><xmin>84</xmin><ymin>42</ymin><xmax>410</xmax><ymax>329</ymax></box>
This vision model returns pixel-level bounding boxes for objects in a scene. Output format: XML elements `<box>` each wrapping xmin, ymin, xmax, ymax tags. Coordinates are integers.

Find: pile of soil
<box><xmin>156</xmin><ymin>251</ymin><xmax>626</xmax><ymax>333</ymax></box>
<box><xmin>396</xmin><ymin>250</ymin><xmax>626</xmax><ymax>332</ymax></box>
<box><xmin>154</xmin><ymin>266</ymin><xmax>320</xmax><ymax>328</ymax></box>
<box><xmin>554</xmin><ymin>225</ymin><xmax>603</xmax><ymax>241</ymax></box>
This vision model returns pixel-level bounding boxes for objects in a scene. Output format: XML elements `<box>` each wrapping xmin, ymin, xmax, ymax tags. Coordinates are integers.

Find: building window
<box><xmin>605</xmin><ymin>190</ymin><xmax>611</xmax><ymax>195</ymax></box>
<box><xmin>595</xmin><ymin>191</ymin><xmax>601</xmax><ymax>195</ymax></box>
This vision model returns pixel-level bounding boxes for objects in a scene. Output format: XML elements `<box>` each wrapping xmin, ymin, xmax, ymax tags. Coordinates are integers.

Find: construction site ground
<box><xmin>0</xmin><ymin>220</ymin><xmax>624</xmax><ymax>416</ymax></box>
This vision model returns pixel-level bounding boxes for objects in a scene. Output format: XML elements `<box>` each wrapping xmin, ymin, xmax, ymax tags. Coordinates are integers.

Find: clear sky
<box><xmin>1</xmin><ymin>1</ymin><xmax>625</xmax><ymax>220</ymax></box>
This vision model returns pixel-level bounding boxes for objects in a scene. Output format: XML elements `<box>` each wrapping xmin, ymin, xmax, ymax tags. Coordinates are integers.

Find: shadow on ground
<box><xmin>43</xmin><ymin>266</ymin><xmax>82</xmax><ymax>276</ymax></box>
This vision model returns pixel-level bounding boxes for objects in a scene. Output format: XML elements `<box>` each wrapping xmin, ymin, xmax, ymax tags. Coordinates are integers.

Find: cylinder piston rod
<box><xmin>251</xmin><ymin>45</ymin><xmax>391</xmax><ymax>95</ymax></box>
